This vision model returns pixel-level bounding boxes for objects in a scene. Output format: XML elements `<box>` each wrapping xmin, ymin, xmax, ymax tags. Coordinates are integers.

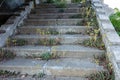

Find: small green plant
<box><xmin>0</xmin><ymin>49</ymin><xmax>16</xmax><ymax>61</ymax></box>
<box><xmin>82</xmin><ymin>37</ymin><xmax>105</xmax><ymax>50</ymax></box>
<box><xmin>0</xmin><ymin>70</ymin><xmax>20</xmax><ymax>77</ymax></box>
<box><xmin>58</xmin><ymin>8</ymin><xmax>65</xmax><ymax>13</ymax></box>
<box><xmin>26</xmin><ymin>52</ymin><xmax>59</xmax><ymax>61</ymax></box>
<box><xmin>36</xmin><ymin>29</ymin><xmax>59</xmax><ymax>35</ymax></box>
<box><xmin>76</xmin><ymin>20</ymin><xmax>87</xmax><ymax>26</ymax></box>
<box><xmin>54</xmin><ymin>0</ymin><xmax>67</xmax><ymax>8</ymax></box>
<box><xmin>6</xmin><ymin>38</ymin><xmax>28</xmax><ymax>46</ymax></box>
<box><xmin>38</xmin><ymin>72</ymin><xmax>45</xmax><ymax>78</ymax></box>
<box><xmin>87</xmin><ymin>71</ymin><xmax>114</xmax><ymax>80</ymax></box>
<box><xmin>40</xmin><ymin>52</ymin><xmax>52</xmax><ymax>60</ymax></box>
<box><xmin>40</xmin><ymin>52</ymin><xmax>59</xmax><ymax>60</ymax></box>
<box><xmin>71</xmin><ymin>0</ymin><xmax>82</xmax><ymax>3</ymax></box>
<box><xmin>69</xmin><ymin>14</ymin><xmax>83</xmax><ymax>18</ymax></box>
<box><xmin>87</xmin><ymin>54</ymin><xmax>115</xmax><ymax>80</ymax></box>
<box><xmin>86</xmin><ymin>28</ymin><xmax>100</xmax><ymax>36</ymax></box>
<box><xmin>66</xmin><ymin>31</ymin><xmax>81</xmax><ymax>34</ymax></box>
<box><xmin>37</xmin><ymin>38</ymin><xmax>61</xmax><ymax>46</ymax></box>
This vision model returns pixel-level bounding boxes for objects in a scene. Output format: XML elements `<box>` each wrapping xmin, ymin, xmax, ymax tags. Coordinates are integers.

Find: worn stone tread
<box><xmin>13</xmin><ymin>34</ymin><xmax>90</xmax><ymax>44</ymax></box>
<box><xmin>36</xmin><ymin>3</ymin><xmax>83</xmax><ymax>8</ymax></box>
<box><xmin>18</xmin><ymin>25</ymin><xmax>91</xmax><ymax>35</ymax></box>
<box><xmin>4</xmin><ymin>45</ymin><xmax>105</xmax><ymax>58</ymax></box>
<box><xmin>28</xmin><ymin>13</ymin><xmax>82</xmax><ymax>19</ymax></box>
<box><xmin>0</xmin><ymin>76</ymin><xmax>88</xmax><ymax>80</ymax></box>
<box><xmin>0</xmin><ymin>58</ymin><xmax>104</xmax><ymax>76</ymax></box>
<box><xmin>24</xmin><ymin>19</ymin><xmax>84</xmax><ymax>26</ymax></box>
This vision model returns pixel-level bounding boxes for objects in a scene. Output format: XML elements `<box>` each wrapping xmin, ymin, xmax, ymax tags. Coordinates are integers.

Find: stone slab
<box><xmin>0</xmin><ymin>58</ymin><xmax>104</xmax><ymax>76</ymax></box>
<box><xmin>105</xmin><ymin>31</ymin><xmax>120</xmax><ymax>45</ymax></box>
<box><xmin>18</xmin><ymin>25</ymin><xmax>89</xmax><ymax>34</ymax></box>
<box><xmin>13</xmin><ymin>34</ymin><xmax>90</xmax><ymax>45</ymax></box>
<box><xmin>4</xmin><ymin>45</ymin><xmax>105</xmax><ymax>58</ymax></box>
<box><xmin>24</xmin><ymin>19</ymin><xmax>83</xmax><ymax>26</ymax></box>
<box><xmin>110</xmin><ymin>46</ymin><xmax>120</xmax><ymax>62</ymax></box>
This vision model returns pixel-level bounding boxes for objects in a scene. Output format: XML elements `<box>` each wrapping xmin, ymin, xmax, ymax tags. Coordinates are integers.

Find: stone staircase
<box><xmin>0</xmin><ymin>2</ymin><xmax>105</xmax><ymax>80</ymax></box>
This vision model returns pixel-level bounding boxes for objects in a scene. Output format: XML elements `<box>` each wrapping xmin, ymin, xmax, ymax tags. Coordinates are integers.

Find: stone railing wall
<box><xmin>0</xmin><ymin>1</ymin><xmax>34</xmax><ymax>47</ymax></box>
<box><xmin>92</xmin><ymin>0</ymin><xmax>120</xmax><ymax>80</ymax></box>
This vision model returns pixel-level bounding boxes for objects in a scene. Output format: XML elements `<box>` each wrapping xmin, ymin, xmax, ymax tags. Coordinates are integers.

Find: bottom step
<box><xmin>0</xmin><ymin>58</ymin><xmax>104</xmax><ymax>77</ymax></box>
<box><xmin>0</xmin><ymin>76</ymin><xmax>87</xmax><ymax>80</ymax></box>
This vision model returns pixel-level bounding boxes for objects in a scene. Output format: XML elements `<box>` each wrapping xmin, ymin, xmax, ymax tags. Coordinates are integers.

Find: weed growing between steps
<box><xmin>71</xmin><ymin>0</ymin><xmax>82</xmax><ymax>3</ymax></box>
<box><xmin>82</xmin><ymin>27</ymin><xmax>105</xmax><ymax>50</ymax></box>
<box><xmin>0</xmin><ymin>70</ymin><xmax>20</xmax><ymax>78</ymax></box>
<box><xmin>38</xmin><ymin>73</ymin><xmax>46</xmax><ymax>78</ymax></box>
<box><xmin>6</xmin><ymin>38</ymin><xmax>28</xmax><ymax>46</ymax></box>
<box><xmin>55</xmin><ymin>0</ymin><xmax>67</xmax><ymax>8</ymax></box>
<box><xmin>66</xmin><ymin>31</ymin><xmax>82</xmax><ymax>34</ymax></box>
<box><xmin>86</xmin><ymin>54</ymin><xmax>115</xmax><ymax>80</ymax></box>
<box><xmin>69</xmin><ymin>14</ymin><xmax>83</xmax><ymax>18</ymax></box>
<box><xmin>58</xmin><ymin>9</ymin><xmax>65</xmax><ymax>13</ymax></box>
<box><xmin>0</xmin><ymin>49</ymin><xmax>16</xmax><ymax>61</ymax></box>
<box><xmin>82</xmin><ymin>37</ymin><xmax>105</xmax><ymax>50</ymax></box>
<box><xmin>26</xmin><ymin>52</ymin><xmax>59</xmax><ymax>61</ymax></box>
<box><xmin>36</xmin><ymin>38</ymin><xmax>61</xmax><ymax>46</ymax></box>
<box><xmin>0</xmin><ymin>70</ymin><xmax>46</xmax><ymax>79</ymax></box>
<box><xmin>36</xmin><ymin>29</ymin><xmax>59</xmax><ymax>35</ymax></box>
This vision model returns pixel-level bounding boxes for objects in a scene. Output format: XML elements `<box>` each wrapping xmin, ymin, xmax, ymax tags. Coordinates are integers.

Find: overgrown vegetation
<box><xmin>55</xmin><ymin>0</ymin><xmax>67</xmax><ymax>8</ymax></box>
<box><xmin>66</xmin><ymin>31</ymin><xmax>81</xmax><ymax>34</ymax></box>
<box><xmin>0</xmin><ymin>49</ymin><xmax>16</xmax><ymax>61</ymax></box>
<box><xmin>82</xmin><ymin>27</ymin><xmax>105</xmax><ymax>50</ymax></box>
<box><xmin>110</xmin><ymin>9</ymin><xmax>120</xmax><ymax>36</ymax></box>
<box><xmin>44</xmin><ymin>0</ymin><xmax>67</xmax><ymax>8</ymax></box>
<box><xmin>6</xmin><ymin>38</ymin><xmax>28</xmax><ymax>46</ymax></box>
<box><xmin>36</xmin><ymin>38</ymin><xmax>61</xmax><ymax>46</ymax></box>
<box><xmin>69</xmin><ymin>14</ymin><xmax>83</xmax><ymax>18</ymax></box>
<box><xmin>0</xmin><ymin>70</ymin><xmax>45</xmax><ymax>78</ymax></box>
<box><xmin>71</xmin><ymin>0</ymin><xmax>82</xmax><ymax>3</ymax></box>
<box><xmin>37</xmin><ymin>72</ymin><xmax>46</xmax><ymax>78</ymax></box>
<box><xmin>58</xmin><ymin>8</ymin><xmax>65</xmax><ymax>13</ymax></box>
<box><xmin>82</xmin><ymin>37</ymin><xmax>105</xmax><ymax>50</ymax></box>
<box><xmin>0</xmin><ymin>70</ymin><xmax>20</xmax><ymax>78</ymax></box>
<box><xmin>26</xmin><ymin>52</ymin><xmax>59</xmax><ymax>61</ymax></box>
<box><xmin>87</xmin><ymin>54</ymin><xmax>115</xmax><ymax>80</ymax></box>
<box><xmin>36</xmin><ymin>29</ymin><xmax>59</xmax><ymax>35</ymax></box>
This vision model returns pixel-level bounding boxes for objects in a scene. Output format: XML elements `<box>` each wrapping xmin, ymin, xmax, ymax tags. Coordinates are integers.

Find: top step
<box><xmin>36</xmin><ymin>3</ymin><xmax>83</xmax><ymax>8</ymax></box>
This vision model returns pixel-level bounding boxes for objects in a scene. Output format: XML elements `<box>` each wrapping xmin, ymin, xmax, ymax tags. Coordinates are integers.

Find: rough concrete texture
<box><xmin>0</xmin><ymin>58</ymin><xmax>104</xmax><ymax>76</ymax></box>
<box><xmin>4</xmin><ymin>45</ymin><xmax>104</xmax><ymax>58</ymax></box>
<box><xmin>13</xmin><ymin>34</ymin><xmax>90</xmax><ymax>44</ymax></box>
<box><xmin>18</xmin><ymin>26</ymin><xmax>89</xmax><ymax>34</ymax></box>
<box><xmin>92</xmin><ymin>0</ymin><xmax>120</xmax><ymax>79</ymax></box>
<box><xmin>0</xmin><ymin>76</ymin><xmax>87</xmax><ymax>80</ymax></box>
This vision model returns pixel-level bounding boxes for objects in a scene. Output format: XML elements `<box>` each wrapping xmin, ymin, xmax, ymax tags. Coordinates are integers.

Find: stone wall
<box><xmin>92</xmin><ymin>0</ymin><xmax>120</xmax><ymax>80</ymax></box>
<box><xmin>0</xmin><ymin>1</ymin><xmax>34</xmax><ymax>47</ymax></box>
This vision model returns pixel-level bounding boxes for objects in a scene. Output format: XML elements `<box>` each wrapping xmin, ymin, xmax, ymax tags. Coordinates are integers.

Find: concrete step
<box><xmin>36</xmin><ymin>3</ymin><xmax>83</xmax><ymax>8</ymax></box>
<box><xmin>24</xmin><ymin>19</ymin><xmax>85</xmax><ymax>26</ymax></box>
<box><xmin>12</xmin><ymin>34</ymin><xmax>91</xmax><ymax>45</ymax></box>
<box><xmin>17</xmin><ymin>26</ymin><xmax>90</xmax><ymax>35</ymax></box>
<box><xmin>4</xmin><ymin>45</ymin><xmax>105</xmax><ymax>58</ymax></box>
<box><xmin>0</xmin><ymin>76</ymin><xmax>87</xmax><ymax>80</ymax></box>
<box><xmin>31</xmin><ymin>8</ymin><xmax>85</xmax><ymax>14</ymax></box>
<box><xmin>28</xmin><ymin>13</ymin><xmax>83</xmax><ymax>19</ymax></box>
<box><xmin>0</xmin><ymin>58</ymin><xmax>104</xmax><ymax>76</ymax></box>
